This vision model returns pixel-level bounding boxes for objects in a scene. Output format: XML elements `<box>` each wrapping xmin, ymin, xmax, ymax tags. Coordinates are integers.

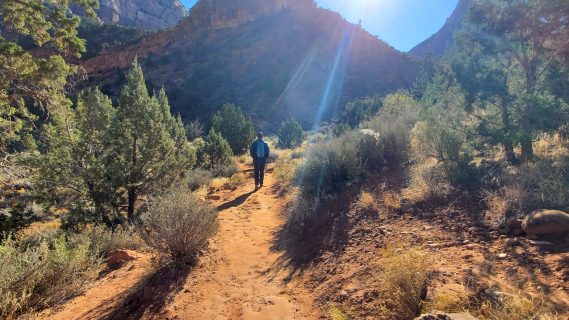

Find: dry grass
<box><xmin>17</xmin><ymin>220</ymin><xmax>61</xmax><ymax>240</ymax></box>
<box><xmin>210</xmin><ymin>177</ymin><xmax>229</xmax><ymax>191</ymax></box>
<box><xmin>329</xmin><ymin>306</ymin><xmax>350</xmax><ymax>320</ymax></box>
<box><xmin>382</xmin><ymin>191</ymin><xmax>401</xmax><ymax>211</ymax></box>
<box><xmin>375</xmin><ymin>245</ymin><xmax>430</xmax><ymax>320</ymax></box>
<box><xmin>482</xmin><ymin>190</ymin><xmax>510</xmax><ymax>229</ymax></box>
<box><xmin>272</xmin><ymin>144</ymin><xmax>306</xmax><ymax>191</ymax></box>
<box><xmin>354</xmin><ymin>191</ymin><xmax>378</xmax><ymax>214</ymax></box>
<box><xmin>478</xmin><ymin>294</ymin><xmax>559</xmax><ymax>320</ymax></box>
<box><xmin>423</xmin><ymin>285</ymin><xmax>560</xmax><ymax>320</ymax></box>
<box><xmin>403</xmin><ymin>159</ymin><xmax>454</xmax><ymax>203</ymax></box>
<box><xmin>424</xmin><ymin>286</ymin><xmax>470</xmax><ymax>314</ymax></box>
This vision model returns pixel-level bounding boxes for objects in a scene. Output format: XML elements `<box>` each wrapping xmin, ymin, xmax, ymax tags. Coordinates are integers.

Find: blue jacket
<box><xmin>250</xmin><ymin>139</ymin><xmax>270</xmax><ymax>160</ymax></box>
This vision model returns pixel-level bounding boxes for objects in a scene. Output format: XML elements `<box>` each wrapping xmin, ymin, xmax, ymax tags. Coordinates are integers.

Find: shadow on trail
<box><xmin>97</xmin><ymin>262</ymin><xmax>193</xmax><ymax>320</ymax></box>
<box><xmin>266</xmin><ymin>187</ymin><xmax>360</xmax><ymax>282</ymax></box>
<box><xmin>216</xmin><ymin>190</ymin><xmax>255</xmax><ymax>211</ymax></box>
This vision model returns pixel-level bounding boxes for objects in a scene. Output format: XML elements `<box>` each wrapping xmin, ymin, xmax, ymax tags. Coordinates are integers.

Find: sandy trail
<box><xmin>164</xmin><ymin>165</ymin><xmax>317</xmax><ymax>319</ymax></box>
<box><xmin>43</xmin><ymin>164</ymin><xmax>317</xmax><ymax>320</ymax></box>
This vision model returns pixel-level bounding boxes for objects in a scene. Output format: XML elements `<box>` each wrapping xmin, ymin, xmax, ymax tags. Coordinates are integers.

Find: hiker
<box><xmin>250</xmin><ymin>132</ymin><xmax>270</xmax><ymax>191</ymax></box>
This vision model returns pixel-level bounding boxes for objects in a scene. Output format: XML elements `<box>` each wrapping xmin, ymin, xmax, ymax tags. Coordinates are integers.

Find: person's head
<box><xmin>256</xmin><ymin>132</ymin><xmax>264</xmax><ymax>140</ymax></box>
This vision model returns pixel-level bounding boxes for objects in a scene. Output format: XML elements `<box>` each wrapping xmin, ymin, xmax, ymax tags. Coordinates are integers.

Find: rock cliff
<box><xmin>77</xmin><ymin>0</ymin><xmax>187</xmax><ymax>31</ymax></box>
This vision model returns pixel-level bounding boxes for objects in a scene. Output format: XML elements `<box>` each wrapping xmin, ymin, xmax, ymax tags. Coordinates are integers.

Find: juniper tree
<box><xmin>277</xmin><ymin>118</ymin><xmax>303</xmax><ymax>149</ymax></box>
<box><xmin>108</xmin><ymin>60</ymin><xmax>195</xmax><ymax>223</ymax></box>
<box><xmin>38</xmin><ymin>88</ymin><xmax>115</xmax><ymax>225</ymax></box>
<box><xmin>468</xmin><ymin>0</ymin><xmax>569</xmax><ymax>161</ymax></box>
<box><xmin>0</xmin><ymin>0</ymin><xmax>97</xmax><ymax>158</ymax></box>
<box><xmin>198</xmin><ymin>129</ymin><xmax>233</xmax><ymax>169</ymax></box>
<box><xmin>212</xmin><ymin>103</ymin><xmax>255</xmax><ymax>154</ymax></box>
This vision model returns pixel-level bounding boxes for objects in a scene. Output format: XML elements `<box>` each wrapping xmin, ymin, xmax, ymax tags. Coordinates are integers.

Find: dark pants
<box><xmin>253</xmin><ymin>158</ymin><xmax>266</xmax><ymax>186</ymax></box>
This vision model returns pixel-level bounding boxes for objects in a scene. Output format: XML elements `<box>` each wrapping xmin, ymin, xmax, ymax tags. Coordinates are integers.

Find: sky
<box><xmin>179</xmin><ymin>0</ymin><xmax>459</xmax><ymax>52</ymax></box>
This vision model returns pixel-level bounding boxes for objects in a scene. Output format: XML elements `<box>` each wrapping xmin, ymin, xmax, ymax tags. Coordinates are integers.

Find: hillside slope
<box><xmin>80</xmin><ymin>0</ymin><xmax>418</xmax><ymax>128</ymax></box>
<box><xmin>409</xmin><ymin>0</ymin><xmax>472</xmax><ymax>59</ymax></box>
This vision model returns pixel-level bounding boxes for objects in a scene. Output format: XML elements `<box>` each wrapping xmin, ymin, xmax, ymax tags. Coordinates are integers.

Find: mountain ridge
<box><xmin>80</xmin><ymin>0</ymin><xmax>418</xmax><ymax>128</ymax></box>
<box><xmin>409</xmin><ymin>0</ymin><xmax>472</xmax><ymax>58</ymax></box>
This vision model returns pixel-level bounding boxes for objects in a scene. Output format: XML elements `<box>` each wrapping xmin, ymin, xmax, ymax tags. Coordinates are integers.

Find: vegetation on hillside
<box><xmin>0</xmin><ymin>0</ymin><xmax>568</xmax><ymax>318</ymax></box>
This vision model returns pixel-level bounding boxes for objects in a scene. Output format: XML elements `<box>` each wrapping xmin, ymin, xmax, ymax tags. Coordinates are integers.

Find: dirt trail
<box><xmin>163</xmin><ymin>165</ymin><xmax>317</xmax><ymax>319</ymax></box>
<box><xmin>43</xmin><ymin>165</ymin><xmax>317</xmax><ymax>320</ymax></box>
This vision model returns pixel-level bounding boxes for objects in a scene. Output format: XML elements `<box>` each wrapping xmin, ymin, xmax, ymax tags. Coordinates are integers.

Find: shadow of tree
<box><xmin>96</xmin><ymin>262</ymin><xmax>193</xmax><ymax>320</ymax></box>
<box><xmin>216</xmin><ymin>191</ymin><xmax>255</xmax><ymax>211</ymax></box>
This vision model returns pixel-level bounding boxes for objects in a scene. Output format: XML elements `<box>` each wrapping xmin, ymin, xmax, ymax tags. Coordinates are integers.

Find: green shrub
<box><xmin>0</xmin><ymin>232</ymin><xmax>101</xmax><ymax>319</ymax></box>
<box><xmin>141</xmin><ymin>191</ymin><xmax>218</xmax><ymax>263</ymax></box>
<box><xmin>278</xmin><ymin>118</ymin><xmax>303</xmax><ymax>148</ymax></box>
<box><xmin>405</xmin><ymin>121</ymin><xmax>477</xmax><ymax>201</ymax></box>
<box><xmin>186</xmin><ymin>168</ymin><xmax>214</xmax><ymax>191</ymax></box>
<box><xmin>212</xmin><ymin>103</ymin><xmax>255</xmax><ymax>154</ymax></box>
<box><xmin>360</xmin><ymin>110</ymin><xmax>416</xmax><ymax>170</ymax></box>
<box><xmin>297</xmin><ymin>132</ymin><xmax>363</xmax><ymax>202</ymax></box>
<box><xmin>197</xmin><ymin>129</ymin><xmax>233</xmax><ymax>169</ymax></box>
<box><xmin>341</xmin><ymin>96</ymin><xmax>383</xmax><ymax>128</ymax></box>
<box><xmin>210</xmin><ymin>162</ymin><xmax>240</xmax><ymax>178</ymax></box>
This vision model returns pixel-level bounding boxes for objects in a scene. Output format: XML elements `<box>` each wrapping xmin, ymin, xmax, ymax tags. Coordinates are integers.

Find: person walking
<box><xmin>250</xmin><ymin>132</ymin><xmax>270</xmax><ymax>191</ymax></box>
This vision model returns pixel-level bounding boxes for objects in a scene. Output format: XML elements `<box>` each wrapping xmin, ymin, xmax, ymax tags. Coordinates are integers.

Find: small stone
<box><xmin>497</xmin><ymin>253</ymin><xmax>508</xmax><ymax>259</ymax></box>
<box><xmin>206</xmin><ymin>194</ymin><xmax>221</xmax><ymax>201</ymax></box>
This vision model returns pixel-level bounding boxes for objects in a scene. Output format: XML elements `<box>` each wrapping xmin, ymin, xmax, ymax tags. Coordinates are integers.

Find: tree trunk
<box><xmin>128</xmin><ymin>132</ymin><xmax>138</xmax><ymax>224</ymax></box>
<box><xmin>127</xmin><ymin>187</ymin><xmax>137</xmax><ymax>224</ymax></box>
<box><xmin>521</xmin><ymin>62</ymin><xmax>537</xmax><ymax>162</ymax></box>
<box><xmin>500</xmin><ymin>101</ymin><xmax>517</xmax><ymax>163</ymax></box>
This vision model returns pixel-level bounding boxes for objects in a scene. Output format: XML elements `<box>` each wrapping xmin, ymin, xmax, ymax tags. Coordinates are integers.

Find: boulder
<box><xmin>206</xmin><ymin>194</ymin><xmax>221</xmax><ymax>201</ymax></box>
<box><xmin>414</xmin><ymin>312</ymin><xmax>478</xmax><ymax>320</ymax></box>
<box><xmin>106</xmin><ymin>250</ymin><xmax>137</xmax><ymax>269</ymax></box>
<box><xmin>522</xmin><ymin>210</ymin><xmax>569</xmax><ymax>236</ymax></box>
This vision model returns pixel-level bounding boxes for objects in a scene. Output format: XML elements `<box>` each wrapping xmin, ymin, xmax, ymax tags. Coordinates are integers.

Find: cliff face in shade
<box><xmin>80</xmin><ymin>0</ymin><xmax>418</xmax><ymax>128</ymax></box>
<box><xmin>82</xmin><ymin>0</ymin><xmax>187</xmax><ymax>31</ymax></box>
<box><xmin>409</xmin><ymin>0</ymin><xmax>473</xmax><ymax>59</ymax></box>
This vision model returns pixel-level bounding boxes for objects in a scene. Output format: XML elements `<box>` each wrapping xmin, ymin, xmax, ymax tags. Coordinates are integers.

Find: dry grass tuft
<box><xmin>382</xmin><ymin>191</ymin><xmax>401</xmax><ymax>211</ymax></box>
<box><xmin>482</xmin><ymin>190</ymin><xmax>510</xmax><ymax>229</ymax></box>
<box><xmin>375</xmin><ymin>245</ymin><xmax>430</xmax><ymax>320</ymax></box>
<box><xmin>424</xmin><ymin>287</ymin><xmax>470</xmax><ymax>314</ymax></box>
<box><xmin>329</xmin><ymin>306</ymin><xmax>350</xmax><ymax>320</ymax></box>
<box><xmin>354</xmin><ymin>191</ymin><xmax>378</xmax><ymax>214</ymax></box>
<box><xmin>478</xmin><ymin>294</ymin><xmax>559</xmax><ymax>320</ymax></box>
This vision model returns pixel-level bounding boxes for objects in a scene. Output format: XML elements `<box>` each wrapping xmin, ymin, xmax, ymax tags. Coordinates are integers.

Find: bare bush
<box><xmin>141</xmin><ymin>192</ymin><xmax>218</xmax><ymax>263</ymax></box>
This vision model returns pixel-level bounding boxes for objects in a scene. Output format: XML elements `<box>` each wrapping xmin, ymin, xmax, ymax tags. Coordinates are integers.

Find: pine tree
<box><xmin>468</xmin><ymin>0</ymin><xmax>569</xmax><ymax>161</ymax></box>
<box><xmin>0</xmin><ymin>0</ymin><xmax>98</xmax><ymax>156</ymax></box>
<box><xmin>108</xmin><ymin>60</ymin><xmax>195</xmax><ymax>223</ymax></box>
<box><xmin>212</xmin><ymin>103</ymin><xmax>255</xmax><ymax>154</ymax></box>
<box><xmin>199</xmin><ymin>129</ymin><xmax>233</xmax><ymax>169</ymax></box>
<box><xmin>278</xmin><ymin>118</ymin><xmax>303</xmax><ymax>149</ymax></box>
<box><xmin>38</xmin><ymin>88</ymin><xmax>115</xmax><ymax>225</ymax></box>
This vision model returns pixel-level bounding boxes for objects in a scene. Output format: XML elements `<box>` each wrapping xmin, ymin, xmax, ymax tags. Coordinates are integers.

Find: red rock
<box><xmin>106</xmin><ymin>250</ymin><xmax>137</xmax><ymax>269</ymax></box>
